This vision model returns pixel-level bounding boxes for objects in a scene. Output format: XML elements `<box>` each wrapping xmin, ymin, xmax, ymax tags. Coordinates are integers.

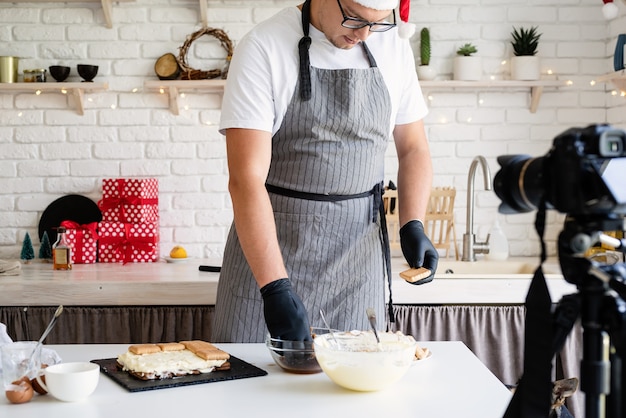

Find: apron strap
<box><xmin>298</xmin><ymin>0</ymin><xmax>313</xmax><ymax>101</ymax></box>
<box><xmin>377</xmin><ymin>185</ymin><xmax>394</xmax><ymax>323</ymax></box>
<box><xmin>361</xmin><ymin>42</ymin><xmax>378</xmax><ymax>68</ymax></box>
<box><xmin>266</xmin><ymin>183</ymin><xmax>374</xmax><ymax>202</ymax></box>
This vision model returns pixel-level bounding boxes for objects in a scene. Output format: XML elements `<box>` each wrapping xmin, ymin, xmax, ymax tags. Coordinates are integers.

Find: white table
<box><xmin>0</xmin><ymin>341</ymin><xmax>512</xmax><ymax>418</ymax></box>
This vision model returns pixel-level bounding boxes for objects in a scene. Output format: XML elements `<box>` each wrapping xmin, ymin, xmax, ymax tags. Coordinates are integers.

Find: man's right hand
<box><xmin>260</xmin><ymin>279</ymin><xmax>311</xmax><ymax>341</ymax></box>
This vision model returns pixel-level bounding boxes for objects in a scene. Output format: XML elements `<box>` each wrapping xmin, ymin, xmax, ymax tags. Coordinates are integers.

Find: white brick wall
<box><xmin>0</xmin><ymin>0</ymin><xmax>624</xmax><ymax>261</ymax></box>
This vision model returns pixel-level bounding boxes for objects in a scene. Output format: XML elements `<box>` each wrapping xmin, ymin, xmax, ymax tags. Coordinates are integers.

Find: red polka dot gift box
<box><xmin>98</xmin><ymin>178</ymin><xmax>159</xmax><ymax>224</ymax></box>
<box><xmin>60</xmin><ymin>220</ymin><xmax>98</xmax><ymax>264</ymax></box>
<box><xmin>98</xmin><ymin>221</ymin><xmax>159</xmax><ymax>263</ymax></box>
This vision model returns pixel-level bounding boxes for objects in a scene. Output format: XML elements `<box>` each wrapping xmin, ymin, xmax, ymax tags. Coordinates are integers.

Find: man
<box><xmin>212</xmin><ymin>0</ymin><xmax>438</xmax><ymax>343</ymax></box>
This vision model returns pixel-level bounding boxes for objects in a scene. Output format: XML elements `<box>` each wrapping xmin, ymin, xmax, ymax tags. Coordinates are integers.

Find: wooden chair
<box><xmin>384</xmin><ymin>187</ymin><xmax>459</xmax><ymax>260</ymax></box>
<box><xmin>424</xmin><ymin>187</ymin><xmax>459</xmax><ymax>260</ymax></box>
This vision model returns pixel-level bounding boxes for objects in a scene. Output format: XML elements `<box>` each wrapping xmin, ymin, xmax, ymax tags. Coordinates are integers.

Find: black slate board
<box><xmin>38</xmin><ymin>194</ymin><xmax>102</xmax><ymax>243</ymax></box>
<box><xmin>91</xmin><ymin>356</ymin><xmax>267</xmax><ymax>392</ymax></box>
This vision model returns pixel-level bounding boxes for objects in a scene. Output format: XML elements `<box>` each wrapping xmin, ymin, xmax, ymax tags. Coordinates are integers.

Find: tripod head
<box><xmin>558</xmin><ymin>215</ymin><xmax>624</xmax><ymax>288</ymax></box>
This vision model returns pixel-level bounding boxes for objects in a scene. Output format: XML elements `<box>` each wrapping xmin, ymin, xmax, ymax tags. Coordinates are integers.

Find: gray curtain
<box><xmin>0</xmin><ymin>306</ymin><xmax>215</xmax><ymax>344</ymax></box>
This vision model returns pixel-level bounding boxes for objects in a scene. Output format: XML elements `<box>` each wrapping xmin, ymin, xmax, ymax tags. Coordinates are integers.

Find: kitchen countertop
<box><xmin>0</xmin><ymin>256</ymin><xmax>578</xmax><ymax>306</ymax></box>
<box><xmin>0</xmin><ymin>341</ymin><xmax>513</xmax><ymax>417</ymax></box>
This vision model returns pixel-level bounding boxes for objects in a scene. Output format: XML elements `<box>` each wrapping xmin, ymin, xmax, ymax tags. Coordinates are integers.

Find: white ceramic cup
<box><xmin>36</xmin><ymin>362</ymin><xmax>100</xmax><ymax>402</ymax></box>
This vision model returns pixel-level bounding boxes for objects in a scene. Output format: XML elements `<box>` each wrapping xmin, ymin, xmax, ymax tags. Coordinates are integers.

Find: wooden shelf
<box><xmin>0</xmin><ymin>82</ymin><xmax>109</xmax><ymax>115</ymax></box>
<box><xmin>144</xmin><ymin>79</ymin><xmax>226</xmax><ymax>115</ymax></box>
<box><xmin>595</xmin><ymin>70</ymin><xmax>626</xmax><ymax>92</ymax></box>
<box><xmin>0</xmin><ymin>0</ymin><xmax>135</xmax><ymax>28</ymax></box>
<box><xmin>418</xmin><ymin>79</ymin><xmax>570</xmax><ymax>113</ymax></box>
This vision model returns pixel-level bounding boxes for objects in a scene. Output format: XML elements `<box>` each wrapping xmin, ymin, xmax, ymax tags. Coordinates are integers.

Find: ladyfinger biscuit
<box><xmin>129</xmin><ymin>344</ymin><xmax>162</xmax><ymax>355</ymax></box>
<box><xmin>400</xmin><ymin>267</ymin><xmax>432</xmax><ymax>283</ymax></box>
<box><xmin>157</xmin><ymin>342</ymin><xmax>186</xmax><ymax>352</ymax></box>
<box><xmin>194</xmin><ymin>349</ymin><xmax>230</xmax><ymax>361</ymax></box>
<box><xmin>180</xmin><ymin>340</ymin><xmax>216</xmax><ymax>353</ymax></box>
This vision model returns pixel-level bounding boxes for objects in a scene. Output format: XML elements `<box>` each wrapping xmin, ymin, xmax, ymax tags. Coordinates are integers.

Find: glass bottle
<box><xmin>53</xmin><ymin>227</ymin><xmax>72</xmax><ymax>270</ymax></box>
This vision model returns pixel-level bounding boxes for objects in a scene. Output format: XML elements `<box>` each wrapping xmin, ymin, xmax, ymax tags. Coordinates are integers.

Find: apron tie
<box><xmin>298</xmin><ymin>0</ymin><xmax>312</xmax><ymax>101</ymax></box>
<box><xmin>374</xmin><ymin>184</ymin><xmax>394</xmax><ymax>323</ymax></box>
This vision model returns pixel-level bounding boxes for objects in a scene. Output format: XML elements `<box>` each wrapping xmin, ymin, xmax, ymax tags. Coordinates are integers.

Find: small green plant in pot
<box><xmin>416</xmin><ymin>27</ymin><xmax>436</xmax><ymax>80</ymax></box>
<box><xmin>456</xmin><ymin>43</ymin><xmax>477</xmax><ymax>57</ymax></box>
<box><xmin>453</xmin><ymin>43</ymin><xmax>481</xmax><ymax>81</ymax></box>
<box><xmin>510</xmin><ymin>26</ymin><xmax>542</xmax><ymax>80</ymax></box>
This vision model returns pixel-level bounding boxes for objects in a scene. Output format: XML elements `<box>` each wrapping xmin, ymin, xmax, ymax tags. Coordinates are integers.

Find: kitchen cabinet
<box><xmin>596</xmin><ymin>69</ymin><xmax>626</xmax><ymax>91</ymax></box>
<box><xmin>419</xmin><ymin>79</ymin><xmax>571</xmax><ymax>113</ymax></box>
<box><xmin>0</xmin><ymin>0</ymin><xmax>134</xmax><ymax>28</ymax></box>
<box><xmin>0</xmin><ymin>82</ymin><xmax>109</xmax><ymax>115</ymax></box>
<box><xmin>143</xmin><ymin>79</ymin><xmax>226</xmax><ymax>115</ymax></box>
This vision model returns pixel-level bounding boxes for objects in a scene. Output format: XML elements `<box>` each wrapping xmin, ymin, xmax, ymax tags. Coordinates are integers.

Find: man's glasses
<box><xmin>336</xmin><ymin>0</ymin><xmax>397</xmax><ymax>32</ymax></box>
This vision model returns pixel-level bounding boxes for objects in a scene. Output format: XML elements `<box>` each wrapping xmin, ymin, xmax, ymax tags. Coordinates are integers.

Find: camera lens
<box><xmin>493</xmin><ymin>155</ymin><xmax>546</xmax><ymax>214</ymax></box>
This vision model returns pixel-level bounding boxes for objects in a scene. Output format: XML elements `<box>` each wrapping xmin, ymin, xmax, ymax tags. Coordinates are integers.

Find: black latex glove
<box><xmin>399</xmin><ymin>220</ymin><xmax>439</xmax><ymax>285</ymax></box>
<box><xmin>260</xmin><ymin>278</ymin><xmax>312</xmax><ymax>341</ymax></box>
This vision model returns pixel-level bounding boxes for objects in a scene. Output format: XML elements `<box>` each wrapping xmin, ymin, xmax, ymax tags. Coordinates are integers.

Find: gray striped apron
<box><xmin>212</xmin><ymin>2</ymin><xmax>393</xmax><ymax>343</ymax></box>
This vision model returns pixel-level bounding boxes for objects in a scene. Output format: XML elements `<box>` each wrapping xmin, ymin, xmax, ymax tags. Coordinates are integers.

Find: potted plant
<box><xmin>453</xmin><ymin>43</ymin><xmax>481</xmax><ymax>81</ymax></box>
<box><xmin>510</xmin><ymin>26</ymin><xmax>541</xmax><ymax>80</ymax></box>
<box><xmin>416</xmin><ymin>27</ymin><xmax>436</xmax><ymax>81</ymax></box>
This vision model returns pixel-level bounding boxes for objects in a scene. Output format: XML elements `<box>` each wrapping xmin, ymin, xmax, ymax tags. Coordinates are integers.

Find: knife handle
<box><xmin>199</xmin><ymin>265</ymin><xmax>221</xmax><ymax>272</ymax></box>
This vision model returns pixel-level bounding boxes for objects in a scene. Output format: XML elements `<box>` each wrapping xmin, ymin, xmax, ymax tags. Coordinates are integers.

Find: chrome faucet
<box><xmin>462</xmin><ymin>156</ymin><xmax>492</xmax><ymax>261</ymax></box>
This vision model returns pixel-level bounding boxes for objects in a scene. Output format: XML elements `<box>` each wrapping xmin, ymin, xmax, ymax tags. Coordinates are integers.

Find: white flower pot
<box><xmin>417</xmin><ymin>65</ymin><xmax>437</xmax><ymax>81</ymax></box>
<box><xmin>453</xmin><ymin>56</ymin><xmax>482</xmax><ymax>81</ymax></box>
<box><xmin>511</xmin><ymin>56</ymin><xmax>540</xmax><ymax>81</ymax></box>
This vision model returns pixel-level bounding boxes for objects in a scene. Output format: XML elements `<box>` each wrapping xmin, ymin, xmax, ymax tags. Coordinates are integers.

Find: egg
<box><xmin>31</xmin><ymin>375</ymin><xmax>47</xmax><ymax>395</ymax></box>
<box><xmin>5</xmin><ymin>376</ymin><xmax>34</xmax><ymax>404</ymax></box>
<box><xmin>30</xmin><ymin>363</ymin><xmax>48</xmax><ymax>395</ymax></box>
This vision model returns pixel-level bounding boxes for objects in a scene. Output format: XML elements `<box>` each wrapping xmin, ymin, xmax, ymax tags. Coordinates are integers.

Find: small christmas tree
<box><xmin>20</xmin><ymin>232</ymin><xmax>35</xmax><ymax>263</ymax></box>
<box><xmin>39</xmin><ymin>230</ymin><xmax>52</xmax><ymax>261</ymax></box>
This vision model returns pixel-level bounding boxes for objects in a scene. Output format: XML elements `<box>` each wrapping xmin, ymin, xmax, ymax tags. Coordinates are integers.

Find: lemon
<box><xmin>169</xmin><ymin>245</ymin><xmax>187</xmax><ymax>259</ymax></box>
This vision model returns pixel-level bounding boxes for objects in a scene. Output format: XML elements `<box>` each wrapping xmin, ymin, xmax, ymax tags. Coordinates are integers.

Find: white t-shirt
<box><xmin>219</xmin><ymin>7</ymin><xmax>428</xmax><ymax>137</ymax></box>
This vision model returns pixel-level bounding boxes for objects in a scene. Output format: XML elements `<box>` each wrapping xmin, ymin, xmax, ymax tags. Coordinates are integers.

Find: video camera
<box><xmin>493</xmin><ymin>124</ymin><xmax>626</xmax><ymax>217</ymax></box>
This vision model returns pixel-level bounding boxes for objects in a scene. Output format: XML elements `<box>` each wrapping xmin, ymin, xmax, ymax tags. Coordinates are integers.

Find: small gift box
<box><xmin>98</xmin><ymin>178</ymin><xmax>159</xmax><ymax>224</ymax></box>
<box><xmin>60</xmin><ymin>220</ymin><xmax>98</xmax><ymax>264</ymax></box>
<box><xmin>98</xmin><ymin>221</ymin><xmax>159</xmax><ymax>263</ymax></box>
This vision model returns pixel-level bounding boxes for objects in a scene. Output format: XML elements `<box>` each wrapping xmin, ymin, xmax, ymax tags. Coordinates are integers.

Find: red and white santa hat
<box><xmin>602</xmin><ymin>0</ymin><xmax>619</xmax><ymax>19</ymax></box>
<box><xmin>352</xmin><ymin>0</ymin><xmax>416</xmax><ymax>39</ymax></box>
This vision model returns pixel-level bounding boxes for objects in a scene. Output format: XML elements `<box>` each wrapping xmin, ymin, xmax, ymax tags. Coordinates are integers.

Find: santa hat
<box><xmin>602</xmin><ymin>0</ymin><xmax>619</xmax><ymax>19</ymax></box>
<box><xmin>352</xmin><ymin>0</ymin><xmax>416</xmax><ymax>39</ymax></box>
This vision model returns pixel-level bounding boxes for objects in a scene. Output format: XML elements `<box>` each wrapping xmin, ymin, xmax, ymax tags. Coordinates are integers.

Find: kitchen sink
<box><xmin>391</xmin><ymin>257</ymin><xmax>562</xmax><ymax>280</ymax></box>
<box><xmin>434</xmin><ymin>259</ymin><xmax>562</xmax><ymax>278</ymax></box>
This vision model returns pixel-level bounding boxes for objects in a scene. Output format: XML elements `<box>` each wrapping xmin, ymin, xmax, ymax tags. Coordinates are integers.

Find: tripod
<box><xmin>505</xmin><ymin>216</ymin><xmax>626</xmax><ymax>418</ymax></box>
<box><xmin>555</xmin><ymin>218</ymin><xmax>626</xmax><ymax>418</ymax></box>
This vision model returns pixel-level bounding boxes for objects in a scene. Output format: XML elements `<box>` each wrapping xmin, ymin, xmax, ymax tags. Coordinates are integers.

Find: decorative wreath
<box><xmin>177</xmin><ymin>27</ymin><xmax>234</xmax><ymax>80</ymax></box>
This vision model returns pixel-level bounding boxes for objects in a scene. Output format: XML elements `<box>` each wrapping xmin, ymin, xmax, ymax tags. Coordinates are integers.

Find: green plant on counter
<box><xmin>20</xmin><ymin>232</ymin><xmax>35</xmax><ymax>262</ymax></box>
<box><xmin>511</xmin><ymin>26</ymin><xmax>541</xmax><ymax>56</ymax></box>
<box><xmin>39</xmin><ymin>230</ymin><xmax>52</xmax><ymax>260</ymax></box>
<box><xmin>456</xmin><ymin>43</ymin><xmax>477</xmax><ymax>56</ymax></box>
<box><xmin>420</xmin><ymin>27</ymin><xmax>431</xmax><ymax>66</ymax></box>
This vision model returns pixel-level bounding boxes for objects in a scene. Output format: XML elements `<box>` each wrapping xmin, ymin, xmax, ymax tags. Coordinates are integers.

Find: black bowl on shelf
<box><xmin>77</xmin><ymin>64</ymin><xmax>98</xmax><ymax>82</ymax></box>
<box><xmin>48</xmin><ymin>65</ymin><xmax>71</xmax><ymax>82</ymax></box>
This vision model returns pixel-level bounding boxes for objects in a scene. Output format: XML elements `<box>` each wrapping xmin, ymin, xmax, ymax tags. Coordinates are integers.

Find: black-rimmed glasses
<box><xmin>336</xmin><ymin>0</ymin><xmax>396</xmax><ymax>32</ymax></box>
